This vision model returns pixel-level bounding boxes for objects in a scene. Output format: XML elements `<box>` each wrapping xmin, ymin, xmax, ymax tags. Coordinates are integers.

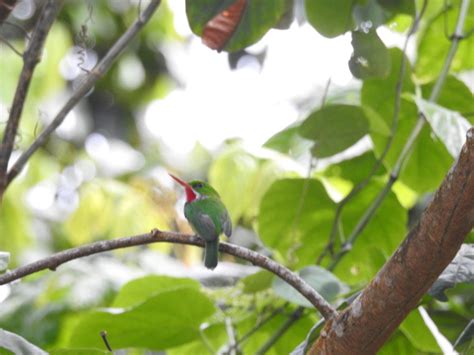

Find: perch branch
<box><xmin>4</xmin><ymin>0</ymin><xmax>162</xmax><ymax>191</ymax></box>
<box><xmin>0</xmin><ymin>229</ymin><xmax>338</xmax><ymax>321</ymax></box>
<box><xmin>0</xmin><ymin>0</ymin><xmax>63</xmax><ymax>197</ymax></box>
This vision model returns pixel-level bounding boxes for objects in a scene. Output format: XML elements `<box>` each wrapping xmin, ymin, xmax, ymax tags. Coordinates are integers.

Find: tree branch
<box><xmin>3</xmin><ymin>0</ymin><xmax>162</xmax><ymax>193</ymax></box>
<box><xmin>310</xmin><ymin>127</ymin><xmax>474</xmax><ymax>354</ymax></box>
<box><xmin>0</xmin><ymin>0</ymin><xmax>63</xmax><ymax>198</ymax></box>
<box><xmin>0</xmin><ymin>229</ymin><xmax>338</xmax><ymax>321</ymax></box>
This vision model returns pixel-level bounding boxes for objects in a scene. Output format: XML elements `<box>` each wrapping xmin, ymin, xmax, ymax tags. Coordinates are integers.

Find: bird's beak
<box><xmin>169</xmin><ymin>173</ymin><xmax>198</xmax><ymax>202</ymax></box>
<box><xmin>169</xmin><ymin>173</ymin><xmax>192</xmax><ymax>189</ymax></box>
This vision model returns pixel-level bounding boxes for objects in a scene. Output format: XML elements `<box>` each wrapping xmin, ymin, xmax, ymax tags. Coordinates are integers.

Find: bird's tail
<box><xmin>204</xmin><ymin>240</ymin><xmax>219</xmax><ymax>269</ymax></box>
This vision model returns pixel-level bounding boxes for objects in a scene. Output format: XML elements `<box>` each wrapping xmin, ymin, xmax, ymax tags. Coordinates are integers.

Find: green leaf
<box><xmin>305</xmin><ymin>0</ymin><xmax>354</xmax><ymax>38</ymax></box>
<box><xmin>377</xmin><ymin>0</ymin><xmax>415</xmax><ymax>15</ymax></box>
<box><xmin>334</xmin><ymin>181</ymin><xmax>407</xmax><ymax>283</ymax></box>
<box><xmin>112</xmin><ymin>275</ymin><xmax>200</xmax><ymax>308</ymax></box>
<box><xmin>422</xmin><ymin>75</ymin><xmax>474</xmax><ymax>124</ymax></box>
<box><xmin>0</xmin><ymin>252</ymin><xmax>9</xmax><ymax>272</ymax></box>
<box><xmin>349</xmin><ymin>29</ymin><xmax>391</xmax><ymax>79</ymax></box>
<box><xmin>400</xmin><ymin>308</ymin><xmax>441</xmax><ymax>352</ymax></box>
<box><xmin>186</xmin><ymin>0</ymin><xmax>291</xmax><ymax>52</ymax></box>
<box><xmin>209</xmin><ymin>146</ymin><xmax>289</xmax><ymax>226</ymax></box>
<box><xmin>65</xmin><ymin>288</ymin><xmax>216</xmax><ymax>350</ymax></box>
<box><xmin>323</xmin><ymin>152</ymin><xmax>386</xmax><ymax>185</ymax></box>
<box><xmin>413</xmin><ymin>97</ymin><xmax>471</xmax><ymax>158</ymax></box>
<box><xmin>379</xmin><ymin>331</ymin><xmax>420</xmax><ymax>354</ymax></box>
<box><xmin>353</xmin><ymin>0</ymin><xmax>391</xmax><ymax>28</ymax></box>
<box><xmin>273</xmin><ymin>266</ymin><xmax>348</xmax><ymax>307</ymax></box>
<box><xmin>240</xmin><ymin>271</ymin><xmax>274</xmax><ymax>294</ymax></box>
<box><xmin>0</xmin><ymin>329</ymin><xmax>47</xmax><ymax>355</ymax></box>
<box><xmin>415</xmin><ymin>1</ymin><xmax>474</xmax><ymax>82</ymax></box>
<box><xmin>258</xmin><ymin>178</ymin><xmax>335</xmax><ymax>267</ymax></box>
<box><xmin>264</xmin><ymin>125</ymin><xmax>312</xmax><ymax>158</ymax></box>
<box><xmin>362</xmin><ymin>48</ymin><xmax>453</xmax><ymax>193</ymax></box>
<box><xmin>299</xmin><ymin>105</ymin><xmax>369</xmax><ymax>158</ymax></box>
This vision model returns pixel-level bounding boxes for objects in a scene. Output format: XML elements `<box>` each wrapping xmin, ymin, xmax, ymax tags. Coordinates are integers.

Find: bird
<box><xmin>169</xmin><ymin>173</ymin><xmax>232</xmax><ymax>269</ymax></box>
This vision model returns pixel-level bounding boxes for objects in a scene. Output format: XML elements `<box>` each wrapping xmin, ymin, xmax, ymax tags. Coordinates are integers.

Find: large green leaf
<box><xmin>209</xmin><ymin>146</ymin><xmax>292</xmax><ymax>226</ymax></box>
<box><xmin>422</xmin><ymin>75</ymin><xmax>474</xmax><ymax>124</ymax></box>
<box><xmin>379</xmin><ymin>331</ymin><xmax>421</xmax><ymax>354</ymax></box>
<box><xmin>65</xmin><ymin>287</ymin><xmax>216</xmax><ymax>350</ymax></box>
<box><xmin>258</xmin><ymin>178</ymin><xmax>335</xmax><ymax>267</ymax></box>
<box><xmin>272</xmin><ymin>266</ymin><xmax>348</xmax><ymax>307</ymax></box>
<box><xmin>349</xmin><ymin>29</ymin><xmax>391</xmax><ymax>79</ymax></box>
<box><xmin>377</xmin><ymin>0</ymin><xmax>415</xmax><ymax>15</ymax></box>
<box><xmin>322</xmin><ymin>151</ymin><xmax>387</xmax><ymax>186</ymax></box>
<box><xmin>112</xmin><ymin>275</ymin><xmax>200</xmax><ymax>308</ymax></box>
<box><xmin>415</xmin><ymin>0</ymin><xmax>474</xmax><ymax>82</ymax></box>
<box><xmin>305</xmin><ymin>0</ymin><xmax>354</xmax><ymax>38</ymax></box>
<box><xmin>362</xmin><ymin>48</ymin><xmax>453</xmax><ymax>193</ymax></box>
<box><xmin>240</xmin><ymin>270</ymin><xmax>274</xmax><ymax>294</ymax></box>
<box><xmin>400</xmin><ymin>308</ymin><xmax>441</xmax><ymax>352</ymax></box>
<box><xmin>413</xmin><ymin>97</ymin><xmax>471</xmax><ymax>158</ymax></box>
<box><xmin>299</xmin><ymin>105</ymin><xmax>369</xmax><ymax>158</ymax></box>
<box><xmin>334</xmin><ymin>181</ymin><xmax>407</xmax><ymax>284</ymax></box>
<box><xmin>186</xmin><ymin>0</ymin><xmax>291</xmax><ymax>52</ymax></box>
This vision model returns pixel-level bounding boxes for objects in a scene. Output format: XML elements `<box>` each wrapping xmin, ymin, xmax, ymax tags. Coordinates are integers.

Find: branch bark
<box><xmin>309</xmin><ymin>127</ymin><xmax>474</xmax><ymax>354</ymax></box>
<box><xmin>0</xmin><ymin>229</ymin><xmax>338</xmax><ymax>320</ymax></box>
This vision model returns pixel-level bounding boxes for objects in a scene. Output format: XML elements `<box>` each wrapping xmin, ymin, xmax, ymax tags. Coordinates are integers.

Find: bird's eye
<box><xmin>195</xmin><ymin>183</ymin><xmax>203</xmax><ymax>189</ymax></box>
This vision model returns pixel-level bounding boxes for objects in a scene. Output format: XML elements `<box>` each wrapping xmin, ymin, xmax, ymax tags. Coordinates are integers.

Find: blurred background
<box><xmin>0</xmin><ymin>0</ymin><xmax>472</xmax><ymax>353</ymax></box>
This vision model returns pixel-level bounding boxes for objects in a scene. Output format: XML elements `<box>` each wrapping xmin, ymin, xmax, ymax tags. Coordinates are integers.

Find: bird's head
<box><xmin>169</xmin><ymin>173</ymin><xmax>220</xmax><ymax>202</ymax></box>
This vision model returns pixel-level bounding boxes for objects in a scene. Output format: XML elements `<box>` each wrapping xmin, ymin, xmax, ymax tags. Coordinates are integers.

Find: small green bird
<box><xmin>170</xmin><ymin>173</ymin><xmax>232</xmax><ymax>269</ymax></box>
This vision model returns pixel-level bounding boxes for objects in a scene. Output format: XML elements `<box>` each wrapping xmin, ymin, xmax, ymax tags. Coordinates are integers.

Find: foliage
<box><xmin>0</xmin><ymin>0</ymin><xmax>473</xmax><ymax>354</ymax></box>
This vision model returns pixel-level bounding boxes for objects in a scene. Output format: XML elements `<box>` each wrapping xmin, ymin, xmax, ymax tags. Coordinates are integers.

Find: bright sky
<box><xmin>141</xmin><ymin>2</ymin><xmax>355</xmax><ymax>155</ymax></box>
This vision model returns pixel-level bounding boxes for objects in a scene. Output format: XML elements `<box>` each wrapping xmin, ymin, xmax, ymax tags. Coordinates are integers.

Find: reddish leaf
<box><xmin>202</xmin><ymin>0</ymin><xmax>247</xmax><ymax>51</ymax></box>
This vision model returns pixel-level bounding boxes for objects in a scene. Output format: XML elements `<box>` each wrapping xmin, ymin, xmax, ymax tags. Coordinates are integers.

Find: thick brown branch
<box><xmin>3</xmin><ymin>0</ymin><xmax>162</xmax><ymax>193</ymax></box>
<box><xmin>0</xmin><ymin>229</ymin><xmax>338</xmax><ymax>320</ymax></box>
<box><xmin>0</xmin><ymin>0</ymin><xmax>63</xmax><ymax>197</ymax></box>
<box><xmin>310</xmin><ymin>128</ymin><xmax>474</xmax><ymax>354</ymax></box>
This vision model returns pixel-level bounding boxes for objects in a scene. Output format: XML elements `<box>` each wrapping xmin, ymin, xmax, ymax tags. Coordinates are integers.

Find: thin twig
<box><xmin>0</xmin><ymin>33</ymin><xmax>23</xmax><ymax>56</ymax></box>
<box><xmin>4</xmin><ymin>0</ymin><xmax>162</xmax><ymax>192</ymax></box>
<box><xmin>0</xmin><ymin>0</ymin><xmax>63</xmax><ymax>198</ymax></box>
<box><xmin>316</xmin><ymin>0</ymin><xmax>429</xmax><ymax>265</ymax></box>
<box><xmin>328</xmin><ymin>0</ymin><xmax>470</xmax><ymax>269</ymax></box>
<box><xmin>255</xmin><ymin>307</ymin><xmax>305</xmax><ymax>355</ymax></box>
<box><xmin>223</xmin><ymin>304</ymin><xmax>287</xmax><ymax>353</ymax></box>
<box><xmin>0</xmin><ymin>229</ymin><xmax>338</xmax><ymax>320</ymax></box>
<box><xmin>100</xmin><ymin>330</ymin><xmax>113</xmax><ymax>352</ymax></box>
